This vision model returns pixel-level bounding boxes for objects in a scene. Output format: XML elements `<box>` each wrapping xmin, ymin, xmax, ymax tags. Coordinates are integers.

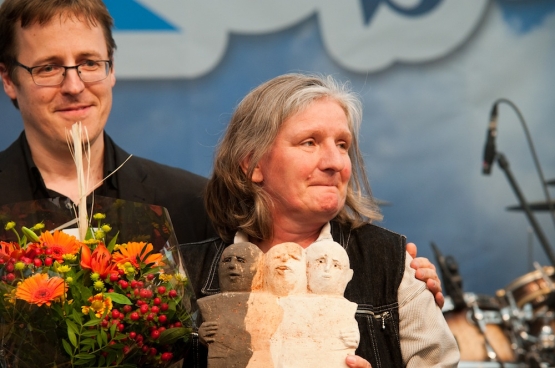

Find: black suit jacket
<box><xmin>0</xmin><ymin>132</ymin><xmax>215</xmax><ymax>244</ymax></box>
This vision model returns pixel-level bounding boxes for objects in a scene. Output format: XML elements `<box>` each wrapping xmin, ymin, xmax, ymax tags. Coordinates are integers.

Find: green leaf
<box><xmin>80</xmin><ymin>337</ymin><xmax>97</xmax><ymax>345</ymax></box>
<box><xmin>83</xmin><ymin>318</ymin><xmax>101</xmax><ymax>327</ymax></box>
<box><xmin>81</xmin><ymin>330</ymin><xmax>99</xmax><ymax>337</ymax></box>
<box><xmin>107</xmin><ymin>231</ymin><xmax>119</xmax><ymax>252</ymax></box>
<box><xmin>66</xmin><ymin>319</ymin><xmax>79</xmax><ymax>333</ymax></box>
<box><xmin>85</xmin><ymin>227</ymin><xmax>94</xmax><ymax>240</ymax></box>
<box><xmin>110</xmin><ymin>322</ymin><xmax>117</xmax><ymax>339</ymax></box>
<box><xmin>104</xmin><ymin>292</ymin><xmax>132</xmax><ymax>305</ymax></box>
<box><xmin>97</xmin><ymin>332</ymin><xmax>103</xmax><ymax>348</ymax></box>
<box><xmin>62</xmin><ymin>338</ymin><xmax>73</xmax><ymax>357</ymax></box>
<box><xmin>71</xmin><ymin>309</ymin><xmax>83</xmax><ymax>324</ymax></box>
<box><xmin>159</xmin><ymin>327</ymin><xmax>188</xmax><ymax>344</ymax></box>
<box><xmin>67</xmin><ymin>325</ymin><xmax>78</xmax><ymax>348</ymax></box>
<box><xmin>74</xmin><ymin>353</ymin><xmax>95</xmax><ymax>359</ymax></box>
<box><xmin>21</xmin><ymin>226</ymin><xmax>40</xmax><ymax>242</ymax></box>
<box><xmin>101</xmin><ymin>329</ymin><xmax>108</xmax><ymax>345</ymax></box>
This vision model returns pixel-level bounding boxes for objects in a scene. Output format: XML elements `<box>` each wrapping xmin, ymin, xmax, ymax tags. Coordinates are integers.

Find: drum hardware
<box><xmin>443</xmin><ymin>292</ymin><xmax>521</xmax><ymax>364</ymax></box>
<box><xmin>501</xmin><ymin>266</ymin><xmax>555</xmax><ymax>367</ymax></box>
<box><xmin>469</xmin><ymin>295</ymin><xmax>504</xmax><ymax>362</ymax></box>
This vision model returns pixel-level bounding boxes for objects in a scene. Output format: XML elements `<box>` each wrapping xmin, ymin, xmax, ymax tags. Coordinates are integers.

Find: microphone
<box><xmin>482</xmin><ymin>103</ymin><xmax>498</xmax><ymax>175</ymax></box>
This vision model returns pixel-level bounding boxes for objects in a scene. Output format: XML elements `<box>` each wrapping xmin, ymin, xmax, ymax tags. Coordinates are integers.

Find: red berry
<box><xmin>118</xmin><ymin>323</ymin><xmax>125</xmax><ymax>332</ymax></box>
<box><xmin>139</xmin><ymin>289</ymin><xmax>150</xmax><ymax>299</ymax></box>
<box><xmin>153</xmin><ymin>297</ymin><xmax>161</xmax><ymax>306</ymax></box>
<box><xmin>173</xmin><ymin>322</ymin><xmax>182</xmax><ymax>328</ymax></box>
<box><xmin>140</xmin><ymin>304</ymin><xmax>149</xmax><ymax>314</ymax></box>
<box><xmin>149</xmin><ymin>347</ymin><xmax>157</xmax><ymax>356</ymax></box>
<box><xmin>158</xmin><ymin>326</ymin><xmax>166</xmax><ymax>333</ymax></box>
<box><xmin>168</xmin><ymin>290</ymin><xmax>177</xmax><ymax>298</ymax></box>
<box><xmin>5</xmin><ymin>263</ymin><xmax>15</xmax><ymax>272</ymax></box>
<box><xmin>123</xmin><ymin>346</ymin><xmax>130</xmax><ymax>354</ymax></box>
<box><xmin>44</xmin><ymin>248</ymin><xmax>53</xmax><ymax>255</ymax></box>
<box><xmin>130</xmin><ymin>312</ymin><xmax>140</xmax><ymax>321</ymax></box>
<box><xmin>109</xmin><ymin>273</ymin><xmax>119</xmax><ymax>282</ymax></box>
<box><xmin>122</xmin><ymin>305</ymin><xmax>132</xmax><ymax>314</ymax></box>
<box><xmin>141</xmin><ymin>345</ymin><xmax>149</xmax><ymax>353</ymax></box>
<box><xmin>147</xmin><ymin>274</ymin><xmax>155</xmax><ymax>281</ymax></box>
<box><xmin>129</xmin><ymin>331</ymin><xmax>137</xmax><ymax>339</ymax></box>
<box><xmin>6</xmin><ymin>273</ymin><xmax>15</xmax><ymax>282</ymax></box>
<box><xmin>102</xmin><ymin>320</ymin><xmax>109</xmax><ymax>328</ymax></box>
<box><xmin>112</xmin><ymin>310</ymin><xmax>120</xmax><ymax>319</ymax></box>
<box><xmin>150</xmin><ymin>306</ymin><xmax>160</xmax><ymax>314</ymax></box>
<box><xmin>157</xmin><ymin>286</ymin><xmax>166</xmax><ymax>295</ymax></box>
<box><xmin>161</xmin><ymin>352</ymin><xmax>173</xmax><ymax>361</ymax></box>
<box><xmin>150</xmin><ymin>330</ymin><xmax>160</xmax><ymax>340</ymax></box>
<box><xmin>146</xmin><ymin>313</ymin><xmax>155</xmax><ymax>321</ymax></box>
<box><xmin>44</xmin><ymin>257</ymin><xmax>53</xmax><ymax>266</ymax></box>
<box><xmin>158</xmin><ymin>315</ymin><xmax>167</xmax><ymax>324</ymax></box>
<box><xmin>160</xmin><ymin>303</ymin><xmax>169</xmax><ymax>312</ymax></box>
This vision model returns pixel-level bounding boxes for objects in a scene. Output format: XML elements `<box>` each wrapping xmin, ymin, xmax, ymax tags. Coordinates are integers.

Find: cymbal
<box><xmin>507</xmin><ymin>200</ymin><xmax>555</xmax><ymax>212</ymax></box>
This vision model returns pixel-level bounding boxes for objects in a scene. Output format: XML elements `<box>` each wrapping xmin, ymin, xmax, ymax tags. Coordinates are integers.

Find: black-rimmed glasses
<box><xmin>14</xmin><ymin>60</ymin><xmax>112</xmax><ymax>86</ymax></box>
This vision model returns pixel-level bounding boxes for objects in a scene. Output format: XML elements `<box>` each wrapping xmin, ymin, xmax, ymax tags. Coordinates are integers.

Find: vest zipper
<box><xmin>357</xmin><ymin>310</ymin><xmax>391</xmax><ymax>329</ymax></box>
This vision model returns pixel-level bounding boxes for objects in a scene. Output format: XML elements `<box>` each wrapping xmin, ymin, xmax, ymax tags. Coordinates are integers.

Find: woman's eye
<box><xmin>338</xmin><ymin>141</ymin><xmax>350</xmax><ymax>150</ymax></box>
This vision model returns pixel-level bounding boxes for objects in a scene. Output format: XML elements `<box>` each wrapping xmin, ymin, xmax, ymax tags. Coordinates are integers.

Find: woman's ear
<box><xmin>240</xmin><ymin>155</ymin><xmax>263</xmax><ymax>183</ymax></box>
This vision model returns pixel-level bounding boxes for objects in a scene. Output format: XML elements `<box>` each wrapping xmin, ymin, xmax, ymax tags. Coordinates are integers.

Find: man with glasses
<box><xmin>0</xmin><ymin>0</ymin><xmax>214</xmax><ymax>245</ymax></box>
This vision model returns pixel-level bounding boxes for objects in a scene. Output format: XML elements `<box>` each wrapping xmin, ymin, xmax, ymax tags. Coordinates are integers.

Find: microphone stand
<box><xmin>496</xmin><ymin>152</ymin><xmax>555</xmax><ymax>266</ymax></box>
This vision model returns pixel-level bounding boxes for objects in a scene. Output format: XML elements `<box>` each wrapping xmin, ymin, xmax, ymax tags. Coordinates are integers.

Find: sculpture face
<box><xmin>218</xmin><ymin>243</ymin><xmax>261</xmax><ymax>292</ymax></box>
<box><xmin>306</xmin><ymin>240</ymin><xmax>353</xmax><ymax>296</ymax></box>
<box><xmin>264</xmin><ymin>242</ymin><xmax>307</xmax><ymax>296</ymax></box>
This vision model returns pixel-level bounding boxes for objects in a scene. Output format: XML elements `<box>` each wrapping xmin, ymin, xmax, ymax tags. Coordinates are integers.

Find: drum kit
<box><xmin>443</xmin><ymin>267</ymin><xmax>555</xmax><ymax>367</ymax></box>
<box><xmin>439</xmin><ymin>191</ymin><xmax>555</xmax><ymax>368</ymax></box>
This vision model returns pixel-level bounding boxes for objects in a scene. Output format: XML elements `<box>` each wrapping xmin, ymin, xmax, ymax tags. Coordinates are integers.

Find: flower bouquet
<box><xmin>0</xmin><ymin>197</ymin><xmax>194</xmax><ymax>367</ymax></box>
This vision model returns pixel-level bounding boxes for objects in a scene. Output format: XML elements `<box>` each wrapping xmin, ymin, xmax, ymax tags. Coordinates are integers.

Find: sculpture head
<box><xmin>218</xmin><ymin>242</ymin><xmax>263</xmax><ymax>292</ymax></box>
<box><xmin>306</xmin><ymin>240</ymin><xmax>353</xmax><ymax>296</ymax></box>
<box><xmin>264</xmin><ymin>242</ymin><xmax>306</xmax><ymax>296</ymax></box>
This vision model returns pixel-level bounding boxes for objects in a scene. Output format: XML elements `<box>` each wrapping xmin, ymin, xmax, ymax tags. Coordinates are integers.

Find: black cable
<box><xmin>492</xmin><ymin>98</ymin><xmax>555</xmax><ymax>230</ymax></box>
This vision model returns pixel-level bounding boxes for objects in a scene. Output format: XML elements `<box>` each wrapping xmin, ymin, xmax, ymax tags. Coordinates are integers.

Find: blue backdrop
<box><xmin>1</xmin><ymin>0</ymin><xmax>555</xmax><ymax>297</ymax></box>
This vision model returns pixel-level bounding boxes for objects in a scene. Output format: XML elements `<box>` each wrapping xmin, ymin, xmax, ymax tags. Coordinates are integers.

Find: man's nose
<box><xmin>60</xmin><ymin>67</ymin><xmax>85</xmax><ymax>95</ymax></box>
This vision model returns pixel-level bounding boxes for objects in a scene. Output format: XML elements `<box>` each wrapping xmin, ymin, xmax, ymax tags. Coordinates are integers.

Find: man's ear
<box><xmin>0</xmin><ymin>63</ymin><xmax>18</xmax><ymax>100</ymax></box>
<box><xmin>240</xmin><ymin>155</ymin><xmax>263</xmax><ymax>183</ymax></box>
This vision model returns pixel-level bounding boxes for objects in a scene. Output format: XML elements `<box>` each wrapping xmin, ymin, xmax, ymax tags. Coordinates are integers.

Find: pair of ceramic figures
<box><xmin>198</xmin><ymin>240</ymin><xmax>359</xmax><ymax>368</ymax></box>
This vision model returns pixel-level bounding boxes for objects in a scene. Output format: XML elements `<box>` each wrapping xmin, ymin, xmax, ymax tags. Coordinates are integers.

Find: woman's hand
<box><xmin>198</xmin><ymin>321</ymin><xmax>219</xmax><ymax>345</ymax></box>
<box><xmin>346</xmin><ymin>355</ymin><xmax>372</xmax><ymax>368</ymax></box>
<box><xmin>406</xmin><ymin>242</ymin><xmax>445</xmax><ymax>309</ymax></box>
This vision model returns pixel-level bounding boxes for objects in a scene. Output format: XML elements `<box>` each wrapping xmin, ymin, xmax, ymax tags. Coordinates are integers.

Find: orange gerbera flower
<box><xmin>15</xmin><ymin>273</ymin><xmax>66</xmax><ymax>307</ymax></box>
<box><xmin>80</xmin><ymin>243</ymin><xmax>115</xmax><ymax>279</ymax></box>
<box><xmin>39</xmin><ymin>230</ymin><xmax>81</xmax><ymax>261</ymax></box>
<box><xmin>0</xmin><ymin>241</ymin><xmax>20</xmax><ymax>262</ymax></box>
<box><xmin>112</xmin><ymin>242</ymin><xmax>163</xmax><ymax>268</ymax></box>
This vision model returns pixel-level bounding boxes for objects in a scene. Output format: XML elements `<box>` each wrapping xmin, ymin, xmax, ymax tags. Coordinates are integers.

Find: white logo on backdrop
<box><xmin>108</xmin><ymin>0</ymin><xmax>488</xmax><ymax>78</ymax></box>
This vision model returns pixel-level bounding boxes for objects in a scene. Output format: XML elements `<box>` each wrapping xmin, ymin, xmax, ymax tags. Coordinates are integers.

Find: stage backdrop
<box><xmin>1</xmin><ymin>0</ymin><xmax>555</xmax><ymax>297</ymax></box>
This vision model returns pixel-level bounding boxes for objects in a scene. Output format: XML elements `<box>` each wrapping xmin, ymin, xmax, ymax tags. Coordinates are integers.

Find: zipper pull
<box><xmin>380</xmin><ymin>312</ymin><xmax>390</xmax><ymax>329</ymax></box>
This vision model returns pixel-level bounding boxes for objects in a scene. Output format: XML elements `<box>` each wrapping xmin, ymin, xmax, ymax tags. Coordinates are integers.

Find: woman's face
<box><xmin>252</xmin><ymin>97</ymin><xmax>352</xmax><ymax>226</ymax></box>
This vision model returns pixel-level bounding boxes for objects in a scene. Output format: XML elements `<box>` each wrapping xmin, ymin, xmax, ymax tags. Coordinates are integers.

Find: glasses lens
<box><xmin>78</xmin><ymin>61</ymin><xmax>109</xmax><ymax>83</ymax></box>
<box><xmin>32</xmin><ymin>65</ymin><xmax>64</xmax><ymax>86</ymax></box>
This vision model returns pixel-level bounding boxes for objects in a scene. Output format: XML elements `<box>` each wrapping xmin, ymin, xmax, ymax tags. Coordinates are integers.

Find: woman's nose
<box><xmin>320</xmin><ymin>143</ymin><xmax>345</xmax><ymax>171</ymax></box>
